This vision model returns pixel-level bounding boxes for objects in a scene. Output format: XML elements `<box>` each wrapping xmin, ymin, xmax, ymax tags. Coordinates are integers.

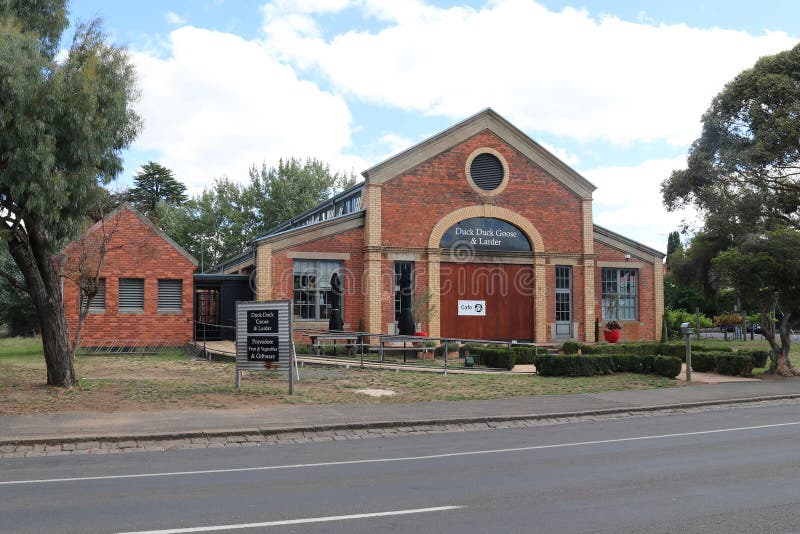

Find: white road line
<box><xmin>3</xmin><ymin>420</ymin><xmax>800</xmax><ymax>486</ymax></box>
<box><xmin>114</xmin><ymin>506</ymin><xmax>464</xmax><ymax>533</ymax></box>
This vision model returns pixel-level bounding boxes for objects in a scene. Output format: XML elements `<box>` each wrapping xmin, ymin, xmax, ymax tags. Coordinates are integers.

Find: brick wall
<box><xmin>594</xmin><ymin>241</ymin><xmax>657</xmax><ymax>342</ymax></box>
<box><xmin>270</xmin><ymin>226</ymin><xmax>365</xmax><ymax>340</ymax></box>
<box><xmin>63</xmin><ymin>209</ymin><xmax>196</xmax><ymax>347</ymax></box>
<box><xmin>380</xmin><ymin>131</ymin><xmax>584</xmax><ymax>253</ymax></box>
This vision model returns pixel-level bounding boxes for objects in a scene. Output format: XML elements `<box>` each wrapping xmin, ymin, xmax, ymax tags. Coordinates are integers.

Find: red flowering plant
<box><xmin>605</xmin><ymin>321</ymin><xmax>622</xmax><ymax>331</ymax></box>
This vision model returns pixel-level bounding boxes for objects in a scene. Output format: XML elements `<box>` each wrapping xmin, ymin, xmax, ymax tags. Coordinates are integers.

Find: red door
<box><xmin>439</xmin><ymin>262</ymin><xmax>534</xmax><ymax>341</ymax></box>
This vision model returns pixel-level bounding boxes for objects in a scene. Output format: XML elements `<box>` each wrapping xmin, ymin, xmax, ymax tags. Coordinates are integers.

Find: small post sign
<box><xmin>236</xmin><ymin>300</ymin><xmax>294</xmax><ymax>394</ymax></box>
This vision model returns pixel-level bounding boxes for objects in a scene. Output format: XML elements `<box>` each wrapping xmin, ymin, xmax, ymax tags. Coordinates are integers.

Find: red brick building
<box><xmin>62</xmin><ymin>205</ymin><xmax>198</xmax><ymax>347</ymax></box>
<box><xmin>229</xmin><ymin>109</ymin><xmax>665</xmax><ymax>343</ymax></box>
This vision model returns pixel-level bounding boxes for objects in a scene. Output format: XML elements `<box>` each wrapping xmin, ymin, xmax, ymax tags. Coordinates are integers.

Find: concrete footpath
<box><xmin>2</xmin><ymin>380</ymin><xmax>800</xmax><ymax>458</ymax></box>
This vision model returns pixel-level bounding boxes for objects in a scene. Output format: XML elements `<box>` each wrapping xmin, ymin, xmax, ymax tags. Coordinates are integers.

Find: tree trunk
<box><xmin>7</xmin><ymin>220</ymin><xmax>76</xmax><ymax>387</ymax></box>
<box><xmin>777</xmin><ymin>313</ymin><xmax>798</xmax><ymax>376</ymax></box>
<box><xmin>762</xmin><ymin>302</ymin><xmax>797</xmax><ymax>377</ymax></box>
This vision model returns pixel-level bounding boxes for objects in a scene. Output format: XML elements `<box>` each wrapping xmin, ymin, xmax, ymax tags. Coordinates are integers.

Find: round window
<box><xmin>470</xmin><ymin>152</ymin><xmax>504</xmax><ymax>191</ymax></box>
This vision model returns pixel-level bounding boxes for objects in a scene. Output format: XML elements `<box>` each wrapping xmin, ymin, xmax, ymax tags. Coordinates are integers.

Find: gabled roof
<box><xmin>79</xmin><ymin>203</ymin><xmax>199</xmax><ymax>266</ymax></box>
<box><xmin>594</xmin><ymin>224</ymin><xmax>665</xmax><ymax>260</ymax></box>
<box><xmin>362</xmin><ymin>108</ymin><xmax>597</xmax><ymax>199</ymax></box>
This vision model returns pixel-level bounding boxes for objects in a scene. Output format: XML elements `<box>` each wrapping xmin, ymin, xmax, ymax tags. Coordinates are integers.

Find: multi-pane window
<box><xmin>158</xmin><ymin>279</ymin><xmax>183</xmax><ymax>313</ymax></box>
<box><xmin>118</xmin><ymin>278</ymin><xmax>145</xmax><ymax>313</ymax></box>
<box><xmin>80</xmin><ymin>278</ymin><xmax>106</xmax><ymax>314</ymax></box>
<box><xmin>555</xmin><ymin>266</ymin><xmax>571</xmax><ymax>322</ymax></box>
<box><xmin>293</xmin><ymin>260</ymin><xmax>342</xmax><ymax>320</ymax></box>
<box><xmin>394</xmin><ymin>262</ymin><xmax>414</xmax><ymax>322</ymax></box>
<box><xmin>601</xmin><ymin>268</ymin><xmax>638</xmax><ymax>320</ymax></box>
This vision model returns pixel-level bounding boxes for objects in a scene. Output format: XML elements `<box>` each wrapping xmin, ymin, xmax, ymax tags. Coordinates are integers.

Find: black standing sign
<box><xmin>246</xmin><ymin>309</ymin><xmax>279</xmax><ymax>361</ymax></box>
<box><xmin>246</xmin><ymin>335</ymin><xmax>279</xmax><ymax>361</ymax></box>
<box><xmin>247</xmin><ymin>309</ymin><xmax>279</xmax><ymax>334</ymax></box>
<box><xmin>236</xmin><ymin>300</ymin><xmax>294</xmax><ymax>394</ymax></box>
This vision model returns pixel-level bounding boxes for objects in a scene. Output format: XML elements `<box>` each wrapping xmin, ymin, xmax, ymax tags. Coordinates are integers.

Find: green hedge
<box><xmin>511</xmin><ymin>346</ymin><xmax>538</xmax><ymax>364</ymax></box>
<box><xmin>611</xmin><ymin>354</ymin><xmax>655</xmax><ymax>373</ymax></box>
<box><xmin>467</xmin><ymin>346</ymin><xmax>514</xmax><ymax>370</ymax></box>
<box><xmin>534</xmin><ymin>353</ymin><xmax>680</xmax><ymax>378</ymax></box>
<box><xmin>736</xmin><ymin>350</ymin><xmax>769</xmax><ymax>368</ymax></box>
<box><xmin>716</xmin><ymin>354</ymin><xmax>754</xmax><ymax>376</ymax></box>
<box><xmin>653</xmin><ymin>356</ymin><xmax>682</xmax><ymax>378</ymax></box>
<box><xmin>690</xmin><ymin>352</ymin><xmax>717</xmax><ymax>372</ymax></box>
<box><xmin>562</xmin><ymin>341</ymin><xmax>734</xmax><ymax>361</ymax></box>
<box><xmin>462</xmin><ymin>344</ymin><xmax>540</xmax><ymax>369</ymax></box>
<box><xmin>533</xmin><ymin>354</ymin><xmax>614</xmax><ymax>376</ymax></box>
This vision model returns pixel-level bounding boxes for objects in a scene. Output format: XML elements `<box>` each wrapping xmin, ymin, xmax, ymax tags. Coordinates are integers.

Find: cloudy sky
<box><xmin>68</xmin><ymin>0</ymin><xmax>800</xmax><ymax>252</ymax></box>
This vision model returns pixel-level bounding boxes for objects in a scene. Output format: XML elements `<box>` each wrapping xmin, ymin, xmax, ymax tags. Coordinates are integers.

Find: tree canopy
<box><xmin>662</xmin><ymin>43</ymin><xmax>800</xmax><ymax>374</ymax></box>
<box><xmin>662</xmin><ymin>43</ymin><xmax>800</xmax><ymax>235</ymax></box>
<box><xmin>0</xmin><ymin>1</ymin><xmax>141</xmax><ymax>386</ymax></box>
<box><xmin>129</xmin><ymin>161</ymin><xmax>187</xmax><ymax>216</ymax></box>
<box><xmin>249</xmin><ymin>157</ymin><xmax>357</xmax><ymax>234</ymax></box>
<box><xmin>158</xmin><ymin>157</ymin><xmax>358</xmax><ymax>271</ymax></box>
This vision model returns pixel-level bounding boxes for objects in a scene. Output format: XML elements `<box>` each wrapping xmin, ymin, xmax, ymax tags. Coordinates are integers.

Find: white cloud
<box><xmin>262</xmin><ymin>0</ymin><xmax>798</xmax><ymax>146</ymax></box>
<box><xmin>583</xmin><ymin>156</ymin><xmax>700</xmax><ymax>252</ymax></box>
<box><xmin>131</xmin><ymin>27</ymin><xmax>362</xmax><ymax>194</ymax></box>
<box><xmin>164</xmin><ymin>12</ymin><xmax>186</xmax><ymax>26</ymax></box>
<box><xmin>540</xmin><ymin>142</ymin><xmax>579</xmax><ymax>166</ymax></box>
<box><xmin>378</xmin><ymin>132</ymin><xmax>415</xmax><ymax>155</ymax></box>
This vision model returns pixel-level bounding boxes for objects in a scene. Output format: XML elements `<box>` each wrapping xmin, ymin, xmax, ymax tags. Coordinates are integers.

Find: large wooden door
<box><xmin>439</xmin><ymin>262</ymin><xmax>534</xmax><ymax>341</ymax></box>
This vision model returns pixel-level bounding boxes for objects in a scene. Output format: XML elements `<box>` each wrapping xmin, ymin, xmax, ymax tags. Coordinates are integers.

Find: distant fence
<box><xmin>77</xmin><ymin>340</ymin><xmax>179</xmax><ymax>355</ymax></box>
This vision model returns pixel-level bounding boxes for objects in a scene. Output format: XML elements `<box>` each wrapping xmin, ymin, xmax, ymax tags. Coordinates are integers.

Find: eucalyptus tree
<box><xmin>0</xmin><ymin>1</ymin><xmax>141</xmax><ymax>386</ymax></box>
<box><xmin>662</xmin><ymin>43</ymin><xmax>800</xmax><ymax>374</ymax></box>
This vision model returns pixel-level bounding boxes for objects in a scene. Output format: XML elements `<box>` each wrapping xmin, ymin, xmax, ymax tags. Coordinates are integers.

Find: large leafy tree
<box><xmin>712</xmin><ymin>230</ymin><xmax>800</xmax><ymax>374</ymax></box>
<box><xmin>129</xmin><ymin>161</ymin><xmax>187</xmax><ymax>216</ymax></box>
<box><xmin>665</xmin><ymin>231</ymin><xmax>733</xmax><ymax>316</ymax></box>
<box><xmin>0</xmin><ymin>248</ymin><xmax>38</xmax><ymax>336</ymax></box>
<box><xmin>250</xmin><ymin>157</ymin><xmax>357</xmax><ymax>235</ymax></box>
<box><xmin>160</xmin><ymin>158</ymin><xmax>357</xmax><ymax>270</ymax></box>
<box><xmin>0</xmin><ymin>2</ymin><xmax>141</xmax><ymax>386</ymax></box>
<box><xmin>663</xmin><ymin>43</ymin><xmax>800</xmax><ymax>231</ymax></box>
<box><xmin>662</xmin><ymin>43</ymin><xmax>800</xmax><ymax>374</ymax></box>
<box><xmin>157</xmin><ymin>178</ymin><xmax>257</xmax><ymax>271</ymax></box>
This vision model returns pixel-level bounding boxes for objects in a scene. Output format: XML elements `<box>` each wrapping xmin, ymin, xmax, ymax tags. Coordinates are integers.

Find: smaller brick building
<box><xmin>62</xmin><ymin>204</ymin><xmax>198</xmax><ymax>347</ymax></box>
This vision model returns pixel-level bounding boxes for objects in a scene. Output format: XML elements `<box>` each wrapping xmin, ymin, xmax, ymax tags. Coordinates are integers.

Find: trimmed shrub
<box><xmin>511</xmin><ymin>346</ymin><xmax>538</xmax><ymax>364</ymax></box>
<box><xmin>611</xmin><ymin>354</ymin><xmax>656</xmax><ymax>373</ymax></box>
<box><xmin>716</xmin><ymin>354</ymin><xmax>754</xmax><ymax>376</ymax></box>
<box><xmin>691</xmin><ymin>352</ymin><xmax>717</xmax><ymax>372</ymax></box>
<box><xmin>533</xmin><ymin>354</ymin><xmax>614</xmax><ymax>376</ymax></box>
<box><xmin>736</xmin><ymin>350</ymin><xmax>769</xmax><ymax>368</ymax></box>
<box><xmin>653</xmin><ymin>356</ymin><xmax>682</xmax><ymax>378</ymax></box>
<box><xmin>562</xmin><ymin>341</ymin><xmax>581</xmax><ymax>355</ymax></box>
<box><xmin>658</xmin><ymin>343</ymin><xmax>686</xmax><ymax>358</ymax></box>
<box><xmin>468</xmin><ymin>346</ymin><xmax>514</xmax><ymax>370</ymax></box>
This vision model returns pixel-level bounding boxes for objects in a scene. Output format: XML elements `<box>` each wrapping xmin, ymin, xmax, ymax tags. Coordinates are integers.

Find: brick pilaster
<box><xmin>255</xmin><ymin>243</ymin><xmax>272</xmax><ymax>300</ymax></box>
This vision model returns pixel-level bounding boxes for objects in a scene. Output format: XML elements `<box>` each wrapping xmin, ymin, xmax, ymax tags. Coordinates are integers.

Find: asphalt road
<box><xmin>3</xmin><ymin>403</ymin><xmax>800</xmax><ymax>533</ymax></box>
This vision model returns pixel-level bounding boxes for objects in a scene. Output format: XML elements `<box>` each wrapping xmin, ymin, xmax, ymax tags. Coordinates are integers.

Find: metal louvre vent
<box><xmin>158</xmin><ymin>279</ymin><xmax>183</xmax><ymax>312</ymax></box>
<box><xmin>80</xmin><ymin>279</ymin><xmax>106</xmax><ymax>313</ymax></box>
<box><xmin>470</xmin><ymin>153</ymin><xmax>504</xmax><ymax>191</ymax></box>
<box><xmin>119</xmin><ymin>278</ymin><xmax>144</xmax><ymax>312</ymax></box>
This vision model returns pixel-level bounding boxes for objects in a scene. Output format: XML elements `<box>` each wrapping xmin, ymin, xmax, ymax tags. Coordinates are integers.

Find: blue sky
<box><xmin>66</xmin><ymin>1</ymin><xmax>800</xmax><ymax>251</ymax></box>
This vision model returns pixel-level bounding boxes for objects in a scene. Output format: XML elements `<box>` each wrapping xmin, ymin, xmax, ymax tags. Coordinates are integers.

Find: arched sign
<box><xmin>439</xmin><ymin>217</ymin><xmax>531</xmax><ymax>252</ymax></box>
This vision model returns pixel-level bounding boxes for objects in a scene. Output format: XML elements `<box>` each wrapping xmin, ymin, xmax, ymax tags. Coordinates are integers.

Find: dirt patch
<box><xmin>354</xmin><ymin>388</ymin><xmax>396</xmax><ymax>397</ymax></box>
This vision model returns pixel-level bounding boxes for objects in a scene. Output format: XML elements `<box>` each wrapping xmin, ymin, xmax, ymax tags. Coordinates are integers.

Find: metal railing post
<box><xmin>444</xmin><ymin>338</ymin><xmax>448</xmax><ymax>375</ymax></box>
<box><xmin>203</xmin><ymin>322</ymin><xmax>208</xmax><ymax>360</ymax></box>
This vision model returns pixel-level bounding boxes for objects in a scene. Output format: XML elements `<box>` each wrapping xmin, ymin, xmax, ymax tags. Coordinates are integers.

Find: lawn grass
<box><xmin>0</xmin><ymin>336</ymin><xmax>44</xmax><ymax>361</ymax></box>
<box><xmin>3</xmin><ymin>335</ymin><xmax>792</xmax><ymax>416</ymax></box>
<box><xmin>0</xmin><ymin>335</ymin><xmax>680</xmax><ymax>415</ymax></box>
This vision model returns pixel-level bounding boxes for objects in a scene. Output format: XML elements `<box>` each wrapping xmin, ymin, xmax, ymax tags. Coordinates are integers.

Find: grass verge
<box><xmin>0</xmin><ymin>336</ymin><xmax>678</xmax><ymax>415</ymax></box>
